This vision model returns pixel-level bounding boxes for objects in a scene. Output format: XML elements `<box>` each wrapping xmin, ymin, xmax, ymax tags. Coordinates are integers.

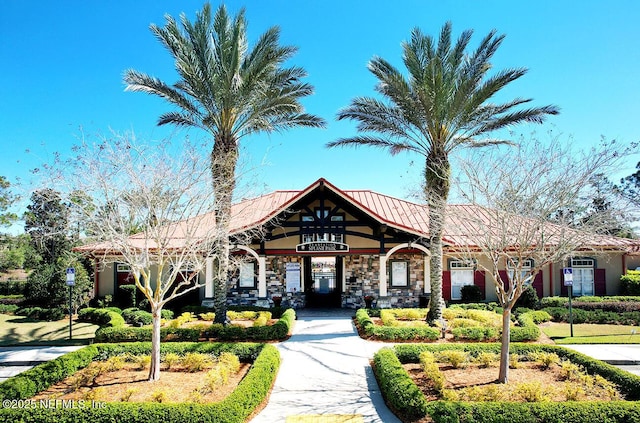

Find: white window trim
<box><xmin>450</xmin><ymin>260</ymin><xmax>475</xmax><ymax>300</ymax></box>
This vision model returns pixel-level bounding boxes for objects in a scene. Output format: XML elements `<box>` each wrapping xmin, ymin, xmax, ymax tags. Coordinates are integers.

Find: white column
<box><xmin>205</xmin><ymin>257</ymin><xmax>214</xmax><ymax>298</ymax></box>
<box><xmin>379</xmin><ymin>255</ymin><xmax>388</xmax><ymax>297</ymax></box>
<box><xmin>258</xmin><ymin>256</ymin><xmax>267</xmax><ymax>298</ymax></box>
<box><xmin>424</xmin><ymin>256</ymin><xmax>431</xmax><ymax>294</ymax></box>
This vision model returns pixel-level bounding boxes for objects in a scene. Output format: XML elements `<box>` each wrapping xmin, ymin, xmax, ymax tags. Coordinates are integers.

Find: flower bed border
<box><xmin>373</xmin><ymin>343</ymin><xmax>640</xmax><ymax>422</ymax></box>
<box><xmin>0</xmin><ymin>342</ymin><xmax>279</xmax><ymax>423</ymax></box>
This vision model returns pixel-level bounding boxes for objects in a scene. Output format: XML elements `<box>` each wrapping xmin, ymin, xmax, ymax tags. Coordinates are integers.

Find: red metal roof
<box><xmin>76</xmin><ymin>177</ymin><xmax>640</xmax><ymax>253</ymax></box>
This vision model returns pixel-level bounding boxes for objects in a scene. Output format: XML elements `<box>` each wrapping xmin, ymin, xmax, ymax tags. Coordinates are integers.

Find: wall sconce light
<box><xmin>367</xmin><ymin>256</ymin><xmax>374</xmax><ymax>271</ymax></box>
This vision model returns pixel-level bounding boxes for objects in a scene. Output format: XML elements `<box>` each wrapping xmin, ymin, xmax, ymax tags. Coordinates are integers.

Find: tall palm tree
<box><xmin>328</xmin><ymin>22</ymin><xmax>558</xmax><ymax>323</ymax></box>
<box><xmin>124</xmin><ymin>3</ymin><xmax>325</xmax><ymax>324</ymax></box>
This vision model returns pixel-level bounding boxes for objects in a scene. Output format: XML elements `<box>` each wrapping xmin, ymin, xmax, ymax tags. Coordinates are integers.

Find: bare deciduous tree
<box><xmin>40</xmin><ymin>133</ymin><xmax>260</xmax><ymax>381</ymax></box>
<box><xmin>450</xmin><ymin>135</ymin><xmax>632</xmax><ymax>383</ymax></box>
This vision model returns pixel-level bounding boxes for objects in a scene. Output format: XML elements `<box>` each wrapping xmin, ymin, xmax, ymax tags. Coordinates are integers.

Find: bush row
<box><xmin>543</xmin><ymin>306</ymin><xmax>640</xmax><ymax>326</ymax></box>
<box><xmin>375</xmin><ymin>343</ymin><xmax>640</xmax><ymax>422</ymax></box>
<box><xmin>356</xmin><ymin>309</ymin><xmax>440</xmax><ymax>341</ymax></box>
<box><xmin>541</xmin><ymin>296</ymin><xmax>640</xmax><ymax>308</ymax></box>
<box><xmin>0</xmin><ymin>304</ymin><xmax>18</xmax><ymax>314</ymax></box>
<box><xmin>0</xmin><ymin>345</ymin><xmax>99</xmax><ymax>401</ymax></box>
<box><xmin>94</xmin><ymin>308</ymin><xmax>295</xmax><ymax>343</ymax></box>
<box><xmin>15</xmin><ymin>306</ymin><xmax>65</xmax><ymax>321</ymax></box>
<box><xmin>0</xmin><ymin>342</ymin><xmax>279</xmax><ymax>423</ymax></box>
<box><xmin>182</xmin><ymin>305</ymin><xmax>287</xmax><ymax>319</ymax></box>
<box><xmin>77</xmin><ymin>307</ymin><xmax>125</xmax><ymax>328</ymax></box>
<box><xmin>0</xmin><ymin>280</ymin><xmax>26</xmax><ymax>295</ymax></box>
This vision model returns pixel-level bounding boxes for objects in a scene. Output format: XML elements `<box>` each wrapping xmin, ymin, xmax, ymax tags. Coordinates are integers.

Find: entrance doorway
<box><xmin>304</xmin><ymin>256</ymin><xmax>342</xmax><ymax>308</ymax></box>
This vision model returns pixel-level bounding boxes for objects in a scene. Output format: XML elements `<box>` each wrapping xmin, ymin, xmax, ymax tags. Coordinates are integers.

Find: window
<box><xmin>507</xmin><ymin>258</ymin><xmax>534</xmax><ymax>285</ymax></box>
<box><xmin>390</xmin><ymin>261</ymin><xmax>409</xmax><ymax>287</ymax></box>
<box><xmin>239</xmin><ymin>262</ymin><xmax>256</xmax><ymax>288</ymax></box>
<box><xmin>450</xmin><ymin>260</ymin><xmax>475</xmax><ymax>300</ymax></box>
<box><xmin>300</xmin><ymin>210</ymin><xmax>345</xmax><ymax>244</ymax></box>
<box><xmin>571</xmin><ymin>258</ymin><xmax>594</xmax><ymax>296</ymax></box>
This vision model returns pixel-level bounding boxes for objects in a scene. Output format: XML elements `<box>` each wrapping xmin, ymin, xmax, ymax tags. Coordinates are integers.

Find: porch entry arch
<box><xmin>379</xmin><ymin>243</ymin><xmax>431</xmax><ymax>297</ymax></box>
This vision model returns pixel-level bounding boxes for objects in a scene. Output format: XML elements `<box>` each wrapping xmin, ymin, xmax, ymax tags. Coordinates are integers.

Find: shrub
<box><xmin>452</xmin><ymin>327</ymin><xmax>499</xmax><ymax>341</ymax></box>
<box><xmin>0</xmin><ymin>304</ymin><xmax>18</xmax><ymax>314</ymax></box>
<box><xmin>373</xmin><ymin>348</ymin><xmax>429</xmax><ymax>421</ymax></box>
<box><xmin>460</xmin><ymin>284</ymin><xmax>483</xmax><ymax>303</ymax></box>
<box><xmin>419</xmin><ymin>351</ymin><xmax>445</xmax><ymax>393</ymax></box>
<box><xmin>474</xmin><ymin>352</ymin><xmax>499</xmax><ymax>368</ymax></box>
<box><xmin>181</xmin><ymin>352</ymin><xmax>213</xmax><ymax>372</ymax></box>
<box><xmin>15</xmin><ymin>306</ymin><xmax>65</xmax><ymax>321</ymax></box>
<box><xmin>436</xmin><ymin>350</ymin><xmax>469</xmax><ymax>369</ymax></box>
<box><xmin>199</xmin><ymin>312</ymin><xmax>216</xmax><ymax>321</ymax></box>
<box><xmin>118</xmin><ymin>284</ymin><xmax>137</xmax><ymax>308</ymax></box>
<box><xmin>621</xmin><ymin>270</ymin><xmax>640</xmax><ymax>296</ymax></box>
<box><xmin>515</xmin><ymin>285</ymin><xmax>539</xmax><ymax>309</ymax></box>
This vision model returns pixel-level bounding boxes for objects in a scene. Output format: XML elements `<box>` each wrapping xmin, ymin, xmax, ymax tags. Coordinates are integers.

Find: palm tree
<box><xmin>124</xmin><ymin>3</ymin><xmax>325</xmax><ymax>325</ymax></box>
<box><xmin>327</xmin><ymin>22</ymin><xmax>558</xmax><ymax>323</ymax></box>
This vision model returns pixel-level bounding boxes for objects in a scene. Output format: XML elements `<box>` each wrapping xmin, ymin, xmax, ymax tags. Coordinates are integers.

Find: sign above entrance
<box><xmin>296</xmin><ymin>241</ymin><xmax>349</xmax><ymax>253</ymax></box>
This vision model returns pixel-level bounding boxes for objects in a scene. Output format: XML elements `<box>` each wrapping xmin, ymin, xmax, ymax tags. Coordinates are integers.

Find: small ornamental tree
<box><xmin>451</xmin><ymin>135</ymin><xmax>634</xmax><ymax>383</ymax></box>
<box><xmin>38</xmin><ymin>133</ymin><xmax>260</xmax><ymax>381</ymax></box>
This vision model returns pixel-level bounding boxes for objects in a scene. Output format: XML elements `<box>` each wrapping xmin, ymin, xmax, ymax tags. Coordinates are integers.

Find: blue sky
<box><xmin>1</xmin><ymin>0</ymin><xmax>639</xmax><ymax>208</ymax></box>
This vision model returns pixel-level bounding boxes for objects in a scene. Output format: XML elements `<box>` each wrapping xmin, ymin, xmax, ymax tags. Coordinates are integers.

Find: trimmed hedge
<box><xmin>77</xmin><ymin>307</ymin><xmax>125</xmax><ymax>328</ymax></box>
<box><xmin>0</xmin><ymin>345</ymin><xmax>99</xmax><ymax>400</ymax></box>
<box><xmin>94</xmin><ymin>308</ymin><xmax>296</xmax><ymax>343</ymax></box>
<box><xmin>543</xmin><ymin>306</ymin><xmax>640</xmax><ymax>326</ymax></box>
<box><xmin>373</xmin><ymin>347</ymin><xmax>429</xmax><ymax>420</ymax></box>
<box><xmin>15</xmin><ymin>306</ymin><xmax>65</xmax><ymax>321</ymax></box>
<box><xmin>0</xmin><ymin>342</ymin><xmax>280</xmax><ymax>423</ymax></box>
<box><xmin>375</xmin><ymin>343</ymin><xmax>640</xmax><ymax>422</ymax></box>
<box><xmin>356</xmin><ymin>308</ymin><xmax>440</xmax><ymax>341</ymax></box>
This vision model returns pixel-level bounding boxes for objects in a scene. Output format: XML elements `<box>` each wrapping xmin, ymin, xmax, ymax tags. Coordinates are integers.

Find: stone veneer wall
<box><xmin>343</xmin><ymin>253</ymin><xmax>426</xmax><ymax>309</ymax></box>
<box><xmin>225</xmin><ymin>253</ymin><xmax>427</xmax><ymax>309</ymax></box>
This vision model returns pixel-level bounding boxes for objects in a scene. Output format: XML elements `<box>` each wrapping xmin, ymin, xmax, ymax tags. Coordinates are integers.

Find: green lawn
<box><xmin>0</xmin><ymin>314</ymin><xmax>99</xmax><ymax>346</ymax></box>
<box><xmin>541</xmin><ymin>322</ymin><xmax>640</xmax><ymax>344</ymax></box>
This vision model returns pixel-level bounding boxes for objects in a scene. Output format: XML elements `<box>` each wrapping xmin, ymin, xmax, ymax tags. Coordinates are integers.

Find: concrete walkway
<box><xmin>0</xmin><ymin>346</ymin><xmax>82</xmax><ymax>382</ymax></box>
<box><xmin>250</xmin><ymin>309</ymin><xmax>400</xmax><ymax>423</ymax></box>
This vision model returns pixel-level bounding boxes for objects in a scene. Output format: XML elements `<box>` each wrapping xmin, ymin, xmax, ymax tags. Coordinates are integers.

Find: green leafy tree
<box><xmin>328</xmin><ymin>22</ymin><xmax>558</xmax><ymax>322</ymax></box>
<box><xmin>123</xmin><ymin>3</ymin><xmax>325</xmax><ymax>325</ymax></box>
<box><xmin>24</xmin><ymin>188</ymin><xmax>71</xmax><ymax>265</ymax></box>
<box><xmin>0</xmin><ymin>176</ymin><xmax>18</xmax><ymax>228</ymax></box>
<box><xmin>25</xmin><ymin>254</ymin><xmax>92</xmax><ymax>313</ymax></box>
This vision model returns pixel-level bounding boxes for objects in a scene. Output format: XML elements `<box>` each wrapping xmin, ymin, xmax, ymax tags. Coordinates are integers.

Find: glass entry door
<box><xmin>304</xmin><ymin>256</ymin><xmax>342</xmax><ymax>308</ymax></box>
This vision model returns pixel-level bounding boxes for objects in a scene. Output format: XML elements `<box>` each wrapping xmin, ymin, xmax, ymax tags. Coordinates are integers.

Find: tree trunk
<box><xmin>426</xmin><ymin>151</ymin><xmax>450</xmax><ymax>324</ymax></box>
<box><xmin>148</xmin><ymin>304</ymin><xmax>162</xmax><ymax>381</ymax></box>
<box><xmin>498</xmin><ymin>307</ymin><xmax>511</xmax><ymax>383</ymax></box>
<box><xmin>211</xmin><ymin>143</ymin><xmax>238</xmax><ymax>325</ymax></box>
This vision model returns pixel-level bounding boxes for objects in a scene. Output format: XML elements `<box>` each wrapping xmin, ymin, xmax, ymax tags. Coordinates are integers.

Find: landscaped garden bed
<box><xmin>0</xmin><ymin>342</ymin><xmax>279</xmax><ymax>423</ymax></box>
<box><xmin>355</xmin><ymin>306</ymin><xmax>545</xmax><ymax>342</ymax></box>
<box><xmin>77</xmin><ymin>307</ymin><xmax>295</xmax><ymax>343</ymax></box>
<box><xmin>373</xmin><ymin>343</ymin><xmax>640</xmax><ymax>423</ymax></box>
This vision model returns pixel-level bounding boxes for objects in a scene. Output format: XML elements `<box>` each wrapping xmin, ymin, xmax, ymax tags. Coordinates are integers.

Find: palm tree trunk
<box><xmin>148</xmin><ymin>304</ymin><xmax>162</xmax><ymax>381</ymax></box>
<box><xmin>426</xmin><ymin>151</ymin><xmax>450</xmax><ymax>324</ymax></box>
<box><xmin>211</xmin><ymin>143</ymin><xmax>238</xmax><ymax>325</ymax></box>
<box><xmin>498</xmin><ymin>307</ymin><xmax>512</xmax><ymax>383</ymax></box>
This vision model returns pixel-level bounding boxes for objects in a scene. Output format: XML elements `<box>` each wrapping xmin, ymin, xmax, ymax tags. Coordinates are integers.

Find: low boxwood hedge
<box><xmin>0</xmin><ymin>342</ymin><xmax>279</xmax><ymax>423</ymax></box>
<box><xmin>356</xmin><ymin>308</ymin><xmax>440</xmax><ymax>341</ymax></box>
<box><xmin>77</xmin><ymin>307</ymin><xmax>125</xmax><ymax>327</ymax></box>
<box><xmin>374</xmin><ymin>343</ymin><xmax>640</xmax><ymax>422</ymax></box>
<box><xmin>94</xmin><ymin>308</ymin><xmax>295</xmax><ymax>343</ymax></box>
<box><xmin>358</xmin><ymin>308</ymin><xmax>541</xmax><ymax>343</ymax></box>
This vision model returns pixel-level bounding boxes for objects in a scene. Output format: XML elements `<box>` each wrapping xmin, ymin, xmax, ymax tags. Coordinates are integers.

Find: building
<box><xmin>86</xmin><ymin>178</ymin><xmax>640</xmax><ymax>309</ymax></box>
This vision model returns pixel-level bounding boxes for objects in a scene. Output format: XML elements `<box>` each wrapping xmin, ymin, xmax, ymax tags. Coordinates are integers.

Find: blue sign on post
<box><xmin>66</xmin><ymin>268</ymin><xmax>76</xmax><ymax>286</ymax></box>
<box><xmin>562</xmin><ymin>268</ymin><xmax>573</xmax><ymax>286</ymax></box>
